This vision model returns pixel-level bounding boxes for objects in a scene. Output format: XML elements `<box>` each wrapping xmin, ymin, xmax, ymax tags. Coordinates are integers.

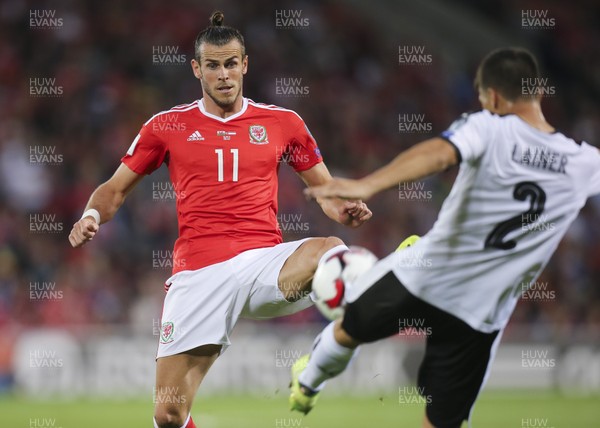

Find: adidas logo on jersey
<box><xmin>187</xmin><ymin>131</ymin><xmax>204</xmax><ymax>141</ymax></box>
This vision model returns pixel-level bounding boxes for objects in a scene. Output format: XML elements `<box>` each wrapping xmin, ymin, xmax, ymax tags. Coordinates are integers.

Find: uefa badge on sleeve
<box><xmin>160</xmin><ymin>321</ymin><xmax>175</xmax><ymax>344</ymax></box>
<box><xmin>249</xmin><ymin>125</ymin><xmax>269</xmax><ymax>144</ymax></box>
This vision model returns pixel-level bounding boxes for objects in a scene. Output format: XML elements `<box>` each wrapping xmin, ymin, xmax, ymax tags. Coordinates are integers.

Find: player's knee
<box><xmin>154</xmin><ymin>404</ymin><xmax>188</xmax><ymax>428</ymax></box>
<box><xmin>334</xmin><ymin>320</ymin><xmax>361</xmax><ymax>349</ymax></box>
<box><xmin>315</xmin><ymin>236</ymin><xmax>345</xmax><ymax>264</ymax></box>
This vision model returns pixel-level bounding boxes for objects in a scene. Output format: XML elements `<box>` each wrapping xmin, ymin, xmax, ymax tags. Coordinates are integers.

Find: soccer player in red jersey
<box><xmin>68</xmin><ymin>11</ymin><xmax>371</xmax><ymax>428</ymax></box>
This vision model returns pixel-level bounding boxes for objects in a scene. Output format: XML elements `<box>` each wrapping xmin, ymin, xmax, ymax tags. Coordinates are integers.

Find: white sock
<box><xmin>298</xmin><ymin>321</ymin><xmax>358</xmax><ymax>391</ymax></box>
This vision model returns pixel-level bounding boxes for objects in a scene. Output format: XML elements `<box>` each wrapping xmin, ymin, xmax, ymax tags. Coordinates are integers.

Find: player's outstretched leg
<box><xmin>289</xmin><ymin>320</ymin><xmax>360</xmax><ymax>414</ymax></box>
<box><xmin>153</xmin><ymin>344</ymin><xmax>221</xmax><ymax>428</ymax></box>
<box><xmin>278</xmin><ymin>236</ymin><xmax>347</xmax><ymax>301</ymax></box>
<box><xmin>290</xmin><ymin>238</ymin><xmax>422</xmax><ymax>414</ymax></box>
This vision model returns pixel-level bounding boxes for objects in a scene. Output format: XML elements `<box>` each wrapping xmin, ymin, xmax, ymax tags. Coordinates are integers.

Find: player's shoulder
<box><xmin>444</xmin><ymin>110</ymin><xmax>558</xmax><ymax>136</ymax></box>
<box><xmin>579</xmin><ymin>140</ymin><xmax>600</xmax><ymax>161</ymax></box>
<box><xmin>246</xmin><ymin>98</ymin><xmax>304</xmax><ymax>123</ymax></box>
<box><xmin>442</xmin><ymin>110</ymin><xmax>494</xmax><ymax>139</ymax></box>
<box><xmin>143</xmin><ymin>100</ymin><xmax>199</xmax><ymax>126</ymax></box>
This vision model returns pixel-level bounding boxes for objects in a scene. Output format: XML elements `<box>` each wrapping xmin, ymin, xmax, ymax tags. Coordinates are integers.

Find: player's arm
<box><xmin>298</xmin><ymin>163</ymin><xmax>372</xmax><ymax>228</ymax></box>
<box><xmin>68</xmin><ymin>163</ymin><xmax>144</xmax><ymax>248</ymax></box>
<box><xmin>305</xmin><ymin>137</ymin><xmax>458</xmax><ymax>201</ymax></box>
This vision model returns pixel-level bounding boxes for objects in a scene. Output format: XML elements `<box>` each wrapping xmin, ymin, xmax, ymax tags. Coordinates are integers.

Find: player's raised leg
<box><xmin>290</xmin><ymin>320</ymin><xmax>360</xmax><ymax>414</ymax></box>
<box><xmin>290</xmin><ymin>263</ymin><xmax>414</xmax><ymax>414</ymax></box>
<box><xmin>153</xmin><ymin>344</ymin><xmax>221</xmax><ymax>428</ymax></box>
<box><xmin>277</xmin><ymin>236</ymin><xmax>347</xmax><ymax>301</ymax></box>
<box><xmin>291</xmin><ymin>235</ymin><xmax>421</xmax><ymax>410</ymax></box>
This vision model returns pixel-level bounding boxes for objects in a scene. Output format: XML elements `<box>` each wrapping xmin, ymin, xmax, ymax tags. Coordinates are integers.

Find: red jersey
<box><xmin>121</xmin><ymin>98</ymin><xmax>323</xmax><ymax>274</ymax></box>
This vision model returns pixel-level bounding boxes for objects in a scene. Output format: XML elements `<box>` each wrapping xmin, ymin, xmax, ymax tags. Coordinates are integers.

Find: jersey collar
<box><xmin>197</xmin><ymin>97</ymin><xmax>248</xmax><ymax>123</ymax></box>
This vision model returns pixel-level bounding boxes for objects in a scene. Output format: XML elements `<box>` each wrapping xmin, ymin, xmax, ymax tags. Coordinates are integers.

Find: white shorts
<box><xmin>157</xmin><ymin>238</ymin><xmax>314</xmax><ymax>358</ymax></box>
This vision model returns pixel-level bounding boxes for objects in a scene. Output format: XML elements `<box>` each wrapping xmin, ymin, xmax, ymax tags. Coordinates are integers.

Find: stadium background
<box><xmin>1</xmin><ymin>0</ymin><xmax>599</xmax><ymax>427</ymax></box>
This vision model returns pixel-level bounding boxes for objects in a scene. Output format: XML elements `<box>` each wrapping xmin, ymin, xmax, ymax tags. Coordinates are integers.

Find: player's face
<box><xmin>191</xmin><ymin>40</ymin><xmax>248</xmax><ymax>110</ymax></box>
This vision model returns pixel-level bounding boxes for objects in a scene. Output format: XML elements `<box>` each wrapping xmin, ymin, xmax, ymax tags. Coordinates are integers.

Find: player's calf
<box><xmin>153</xmin><ymin>345</ymin><xmax>220</xmax><ymax>428</ymax></box>
<box><xmin>278</xmin><ymin>236</ymin><xmax>347</xmax><ymax>301</ymax></box>
<box><xmin>153</xmin><ymin>380</ymin><xmax>194</xmax><ymax>428</ymax></box>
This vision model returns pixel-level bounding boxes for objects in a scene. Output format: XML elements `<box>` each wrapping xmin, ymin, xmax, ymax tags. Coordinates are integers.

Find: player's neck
<box><xmin>509</xmin><ymin>101</ymin><xmax>555</xmax><ymax>133</ymax></box>
<box><xmin>201</xmin><ymin>95</ymin><xmax>244</xmax><ymax>119</ymax></box>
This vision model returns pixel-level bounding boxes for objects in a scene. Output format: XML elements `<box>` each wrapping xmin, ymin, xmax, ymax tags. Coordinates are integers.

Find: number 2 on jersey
<box><xmin>484</xmin><ymin>181</ymin><xmax>546</xmax><ymax>250</ymax></box>
<box><xmin>215</xmin><ymin>148</ymin><xmax>239</xmax><ymax>182</ymax></box>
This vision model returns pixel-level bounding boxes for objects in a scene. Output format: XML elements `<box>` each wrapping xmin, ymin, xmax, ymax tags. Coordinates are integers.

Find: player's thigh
<box><xmin>158</xmin><ymin>265</ymin><xmax>241</xmax><ymax>357</ymax></box>
<box><xmin>154</xmin><ymin>344</ymin><xmax>222</xmax><ymax>417</ymax></box>
<box><xmin>240</xmin><ymin>238</ymin><xmax>319</xmax><ymax>318</ymax></box>
<box><xmin>278</xmin><ymin>236</ymin><xmax>345</xmax><ymax>288</ymax></box>
<box><xmin>417</xmin><ymin>311</ymin><xmax>500</xmax><ymax>428</ymax></box>
<box><xmin>342</xmin><ymin>269</ymin><xmax>425</xmax><ymax>343</ymax></box>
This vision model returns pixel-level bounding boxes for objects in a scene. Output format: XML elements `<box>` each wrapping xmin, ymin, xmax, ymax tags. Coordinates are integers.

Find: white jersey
<box><xmin>392</xmin><ymin>110</ymin><xmax>600</xmax><ymax>333</ymax></box>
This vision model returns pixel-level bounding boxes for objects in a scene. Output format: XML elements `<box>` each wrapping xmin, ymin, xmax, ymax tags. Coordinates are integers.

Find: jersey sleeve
<box><xmin>284</xmin><ymin>113</ymin><xmax>323</xmax><ymax>172</ymax></box>
<box><xmin>440</xmin><ymin>111</ymin><xmax>491</xmax><ymax>163</ymax></box>
<box><xmin>585</xmin><ymin>144</ymin><xmax>600</xmax><ymax>197</ymax></box>
<box><xmin>121</xmin><ymin>118</ymin><xmax>168</xmax><ymax>175</ymax></box>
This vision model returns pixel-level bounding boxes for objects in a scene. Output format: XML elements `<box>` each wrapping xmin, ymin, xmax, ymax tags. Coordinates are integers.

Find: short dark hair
<box><xmin>194</xmin><ymin>11</ymin><xmax>245</xmax><ymax>61</ymax></box>
<box><xmin>474</xmin><ymin>47</ymin><xmax>540</xmax><ymax>101</ymax></box>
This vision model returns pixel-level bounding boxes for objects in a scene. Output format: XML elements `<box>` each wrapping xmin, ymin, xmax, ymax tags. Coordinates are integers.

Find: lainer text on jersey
<box><xmin>511</xmin><ymin>143</ymin><xmax>568</xmax><ymax>174</ymax></box>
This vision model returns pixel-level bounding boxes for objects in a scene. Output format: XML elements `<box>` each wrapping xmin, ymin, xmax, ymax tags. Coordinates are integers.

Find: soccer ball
<box><xmin>312</xmin><ymin>246</ymin><xmax>378</xmax><ymax>321</ymax></box>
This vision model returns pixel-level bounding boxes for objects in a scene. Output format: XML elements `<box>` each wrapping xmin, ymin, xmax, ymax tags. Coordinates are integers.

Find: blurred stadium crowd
<box><xmin>0</xmin><ymin>0</ymin><xmax>599</xmax><ymax>388</ymax></box>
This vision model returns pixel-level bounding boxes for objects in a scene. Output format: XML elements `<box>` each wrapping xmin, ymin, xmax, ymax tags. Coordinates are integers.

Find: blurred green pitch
<box><xmin>2</xmin><ymin>391</ymin><xmax>598</xmax><ymax>427</ymax></box>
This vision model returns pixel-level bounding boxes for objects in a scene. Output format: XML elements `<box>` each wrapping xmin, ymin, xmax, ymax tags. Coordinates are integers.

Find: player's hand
<box><xmin>305</xmin><ymin>178</ymin><xmax>374</xmax><ymax>201</ymax></box>
<box><xmin>338</xmin><ymin>200</ymin><xmax>372</xmax><ymax>228</ymax></box>
<box><xmin>68</xmin><ymin>217</ymin><xmax>99</xmax><ymax>248</ymax></box>
<box><xmin>319</xmin><ymin>198</ymin><xmax>372</xmax><ymax>228</ymax></box>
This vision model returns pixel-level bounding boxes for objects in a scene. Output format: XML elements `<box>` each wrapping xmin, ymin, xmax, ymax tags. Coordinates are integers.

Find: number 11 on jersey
<box><xmin>215</xmin><ymin>148</ymin><xmax>239</xmax><ymax>182</ymax></box>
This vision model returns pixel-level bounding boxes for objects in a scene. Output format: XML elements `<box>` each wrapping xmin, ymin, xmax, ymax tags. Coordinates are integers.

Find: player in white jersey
<box><xmin>289</xmin><ymin>47</ymin><xmax>600</xmax><ymax>427</ymax></box>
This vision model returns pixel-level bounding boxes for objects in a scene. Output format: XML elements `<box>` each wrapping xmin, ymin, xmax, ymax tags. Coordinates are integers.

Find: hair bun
<box><xmin>210</xmin><ymin>11</ymin><xmax>224</xmax><ymax>27</ymax></box>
